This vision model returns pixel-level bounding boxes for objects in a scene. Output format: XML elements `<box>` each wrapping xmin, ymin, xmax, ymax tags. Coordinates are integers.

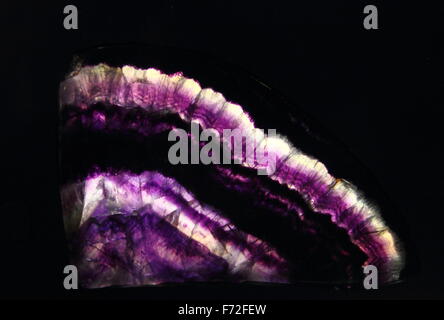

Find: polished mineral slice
<box><xmin>60</xmin><ymin>61</ymin><xmax>404</xmax><ymax>288</ymax></box>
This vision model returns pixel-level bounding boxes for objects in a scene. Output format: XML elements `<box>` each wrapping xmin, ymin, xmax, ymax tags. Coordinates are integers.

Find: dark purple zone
<box><xmin>75</xmin><ymin>211</ymin><xmax>231</xmax><ymax>286</ymax></box>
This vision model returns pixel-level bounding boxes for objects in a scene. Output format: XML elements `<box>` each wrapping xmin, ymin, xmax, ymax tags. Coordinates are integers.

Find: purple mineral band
<box><xmin>60</xmin><ymin>64</ymin><xmax>404</xmax><ymax>285</ymax></box>
<box><xmin>62</xmin><ymin>171</ymin><xmax>289</xmax><ymax>287</ymax></box>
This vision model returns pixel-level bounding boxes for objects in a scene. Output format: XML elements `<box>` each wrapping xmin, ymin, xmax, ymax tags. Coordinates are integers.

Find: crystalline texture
<box><xmin>60</xmin><ymin>63</ymin><xmax>404</xmax><ymax>288</ymax></box>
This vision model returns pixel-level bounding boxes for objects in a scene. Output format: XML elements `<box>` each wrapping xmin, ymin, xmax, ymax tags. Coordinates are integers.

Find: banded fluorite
<box><xmin>60</xmin><ymin>59</ymin><xmax>404</xmax><ymax>288</ymax></box>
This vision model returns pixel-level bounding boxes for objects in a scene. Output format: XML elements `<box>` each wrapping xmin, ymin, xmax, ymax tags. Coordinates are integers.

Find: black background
<box><xmin>0</xmin><ymin>1</ymin><xmax>443</xmax><ymax>301</ymax></box>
